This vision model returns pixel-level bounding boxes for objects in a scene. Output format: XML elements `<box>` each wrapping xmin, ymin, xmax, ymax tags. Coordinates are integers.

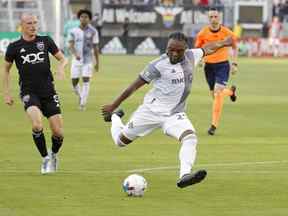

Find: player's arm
<box><xmin>3</xmin><ymin>60</ymin><xmax>14</xmax><ymax>106</ymax></box>
<box><xmin>102</xmin><ymin>77</ymin><xmax>147</xmax><ymax>114</ymax></box>
<box><xmin>202</xmin><ymin>36</ymin><xmax>233</xmax><ymax>55</ymax></box>
<box><xmin>93</xmin><ymin>44</ymin><xmax>99</xmax><ymax>72</ymax></box>
<box><xmin>93</xmin><ymin>30</ymin><xmax>100</xmax><ymax>72</ymax></box>
<box><xmin>54</xmin><ymin>51</ymin><xmax>68</xmax><ymax>80</ymax></box>
<box><xmin>230</xmin><ymin>34</ymin><xmax>238</xmax><ymax>74</ymax></box>
<box><xmin>68</xmin><ymin>40</ymin><xmax>80</xmax><ymax>60</ymax></box>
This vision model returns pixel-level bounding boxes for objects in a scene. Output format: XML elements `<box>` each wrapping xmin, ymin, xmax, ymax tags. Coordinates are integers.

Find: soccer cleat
<box><xmin>49</xmin><ymin>151</ymin><xmax>58</xmax><ymax>172</ymax></box>
<box><xmin>41</xmin><ymin>156</ymin><xmax>51</xmax><ymax>174</ymax></box>
<box><xmin>103</xmin><ymin>109</ymin><xmax>125</xmax><ymax>122</ymax></box>
<box><xmin>230</xmin><ymin>85</ymin><xmax>237</xmax><ymax>102</ymax></box>
<box><xmin>79</xmin><ymin>104</ymin><xmax>86</xmax><ymax>111</ymax></box>
<box><xmin>177</xmin><ymin>170</ymin><xmax>207</xmax><ymax>188</ymax></box>
<box><xmin>208</xmin><ymin>125</ymin><xmax>217</xmax><ymax>136</ymax></box>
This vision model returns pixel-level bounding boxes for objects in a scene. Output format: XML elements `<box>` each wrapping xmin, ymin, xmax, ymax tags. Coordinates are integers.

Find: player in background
<box><xmin>3</xmin><ymin>14</ymin><xmax>68</xmax><ymax>174</ymax></box>
<box><xmin>102</xmin><ymin>32</ymin><xmax>233</xmax><ymax>188</ymax></box>
<box><xmin>269</xmin><ymin>16</ymin><xmax>282</xmax><ymax>57</ymax></box>
<box><xmin>68</xmin><ymin>9</ymin><xmax>100</xmax><ymax>111</ymax></box>
<box><xmin>194</xmin><ymin>8</ymin><xmax>238</xmax><ymax>135</ymax></box>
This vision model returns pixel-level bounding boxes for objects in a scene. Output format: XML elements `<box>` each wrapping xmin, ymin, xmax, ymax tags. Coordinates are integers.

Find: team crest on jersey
<box><xmin>36</xmin><ymin>41</ymin><xmax>45</xmax><ymax>51</ymax></box>
<box><xmin>22</xmin><ymin>95</ymin><xmax>30</xmax><ymax>103</ymax></box>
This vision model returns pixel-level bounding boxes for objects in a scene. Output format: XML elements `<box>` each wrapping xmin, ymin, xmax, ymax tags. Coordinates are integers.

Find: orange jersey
<box><xmin>194</xmin><ymin>25</ymin><xmax>237</xmax><ymax>63</ymax></box>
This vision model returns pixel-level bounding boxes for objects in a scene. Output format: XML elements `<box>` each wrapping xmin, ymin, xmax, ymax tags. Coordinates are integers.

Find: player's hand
<box><xmin>231</xmin><ymin>63</ymin><xmax>238</xmax><ymax>75</ymax></box>
<box><xmin>102</xmin><ymin>104</ymin><xmax>117</xmax><ymax>115</ymax></box>
<box><xmin>4</xmin><ymin>94</ymin><xmax>14</xmax><ymax>106</ymax></box>
<box><xmin>222</xmin><ymin>36</ymin><xmax>233</xmax><ymax>47</ymax></box>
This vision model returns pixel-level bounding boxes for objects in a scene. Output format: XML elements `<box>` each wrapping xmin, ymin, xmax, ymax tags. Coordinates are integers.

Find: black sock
<box><xmin>32</xmin><ymin>130</ymin><xmax>48</xmax><ymax>157</ymax></box>
<box><xmin>51</xmin><ymin>135</ymin><xmax>63</xmax><ymax>154</ymax></box>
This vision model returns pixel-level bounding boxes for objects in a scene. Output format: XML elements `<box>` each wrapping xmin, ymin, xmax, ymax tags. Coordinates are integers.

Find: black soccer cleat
<box><xmin>230</xmin><ymin>85</ymin><xmax>237</xmax><ymax>102</ymax></box>
<box><xmin>103</xmin><ymin>109</ymin><xmax>125</xmax><ymax>122</ymax></box>
<box><xmin>177</xmin><ymin>170</ymin><xmax>207</xmax><ymax>188</ymax></box>
<box><xmin>208</xmin><ymin>125</ymin><xmax>217</xmax><ymax>136</ymax></box>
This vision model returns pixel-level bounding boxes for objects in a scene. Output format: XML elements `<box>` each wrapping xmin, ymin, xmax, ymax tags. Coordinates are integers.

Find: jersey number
<box><xmin>53</xmin><ymin>95</ymin><xmax>60</xmax><ymax>107</ymax></box>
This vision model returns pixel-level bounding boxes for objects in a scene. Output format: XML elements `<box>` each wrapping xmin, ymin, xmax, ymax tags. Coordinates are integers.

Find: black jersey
<box><xmin>5</xmin><ymin>35</ymin><xmax>59</xmax><ymax>96</ymax></box>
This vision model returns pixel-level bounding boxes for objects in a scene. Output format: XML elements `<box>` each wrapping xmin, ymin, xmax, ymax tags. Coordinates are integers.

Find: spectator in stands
<box><xmin>122</xmin><ymin>17</ymin><xmax>130</xmax><ymax>49</ymax></box>
<box><xmin>233</xmin><ymin>20</ymin><xmax>242</xmax><ymax>39</ymax></box>
<box><xmin>269</xmin><ymin>16</ymin><xmax>283</xmax><ymax>57</ymax></box>
<box><xmin>92</xmin><ymin>13</ymin><xmax>103</xmax><ymax>37</ymax></box>
<box><xmin>160</xmin><ymin>0</ymin><xmax>175</xmax><ymax>6</ymax></box>
<box><xmin>262</xmin><ymin>20</ymin><xmax>269</xmax><ymax>39</ymax></box>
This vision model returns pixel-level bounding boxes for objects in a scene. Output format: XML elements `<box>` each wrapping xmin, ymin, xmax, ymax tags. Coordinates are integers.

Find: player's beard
<box><xmin>169</xmin><ymin>55</ymin><xmax>184</xmax><ymax>64</ymax></box>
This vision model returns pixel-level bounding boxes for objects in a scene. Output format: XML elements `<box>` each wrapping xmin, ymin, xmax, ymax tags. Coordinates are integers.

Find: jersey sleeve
<box><xmin>226</xmin><ymin>28</ymin><xmax>238</xmax><ymax>48</ymax></box>
<box><xmin>93</xmin><ymin>30</ymin><xmax>99</xmax><ymax>44</ymax></box>
<box><xmin>47</xmin><ymin>36</ymin><xmax>59</xmax><ymax>55</ymax></box>
<box><xmin>139</xmin><ymin>63</ymin><xmax>161</xmax><ymax>83</ymax></box>
<box><xmin>5</xmin><ymin>43</ymin><xmax>16</xmax><ymax>63</ymax></box>
<box><xmin>185</xmin><ymin>48</ymin><xmax>204</xmax><ymax>66</ymax></box>
<box><xmin>194</xmin><ymin>33</ymin><xmax>204</xmax><ymax>48</ymax></box>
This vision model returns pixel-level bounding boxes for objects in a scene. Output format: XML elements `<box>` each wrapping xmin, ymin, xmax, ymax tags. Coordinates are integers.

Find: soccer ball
<box><xmin>122</xmin><ymin>174</ymin><xmax>147</xmax><ymax>197</ymax></box>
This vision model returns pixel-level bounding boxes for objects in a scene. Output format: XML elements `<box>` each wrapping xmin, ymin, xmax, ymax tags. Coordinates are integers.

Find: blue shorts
<box><xmin>204</xmin><ymin>61</ymin><xmax>230</xmax><ymax>91</ymax></box>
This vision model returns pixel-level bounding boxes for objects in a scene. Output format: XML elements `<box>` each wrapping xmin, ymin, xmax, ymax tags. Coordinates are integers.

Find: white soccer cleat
<box><xmin>49</xmin><ymin>151</ymin><xmax>58</xmax><ymax>173</ymax></box>
<box><xmin>41</xmin><ymin>156</ymin><xmax>51</xmax><ymax>174</ymax></box>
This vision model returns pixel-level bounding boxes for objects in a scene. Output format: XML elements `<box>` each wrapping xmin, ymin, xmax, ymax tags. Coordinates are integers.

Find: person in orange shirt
<box><xmin>195</xmin><ymin>7</ymin><xmax>238</xmax><ymax>135</ymax></box>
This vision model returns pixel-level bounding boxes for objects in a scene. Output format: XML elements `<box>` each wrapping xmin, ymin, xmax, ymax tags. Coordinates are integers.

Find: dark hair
<box><xmin>168</xmin><ymin>32</ymin><xmax>188</xmax><ymax>44</ymax></box>
<box><xmin>77</xmin><ymin>9</ymin><xmax>92</xmax><ymax>20</ymax></box>
<box><xmin>209</xmin><ymin>7</ymin><xmax>218</xmax><ymax>12</ymax></box>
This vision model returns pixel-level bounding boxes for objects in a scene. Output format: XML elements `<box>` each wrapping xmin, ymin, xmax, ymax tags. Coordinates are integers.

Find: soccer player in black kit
<box><xmin>3</xmin><ymin>14</ymin><xmax>68</xmax><ymax>174</ymax></box>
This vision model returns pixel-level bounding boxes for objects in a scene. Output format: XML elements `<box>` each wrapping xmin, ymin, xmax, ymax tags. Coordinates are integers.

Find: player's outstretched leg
<box><xmin>177</xmin><ymin>170</ymin><xmax>207</xmax><ymax>188</ymax></box>
<box><xmin>177</xmin><ymin>133</ymin><xmax>206</xmax><ymax>188</ymax></box>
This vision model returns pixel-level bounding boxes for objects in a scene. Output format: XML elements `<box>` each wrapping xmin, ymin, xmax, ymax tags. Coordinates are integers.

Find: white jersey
<box><xmin>68</xmin><ymin>25</ymin><xmax>99</xmax><ymax>65</ymax></box>
<box><xmin>139</xmin><ymin>49</ymin><xmax>204</xmax><ymax>115</ymax></box>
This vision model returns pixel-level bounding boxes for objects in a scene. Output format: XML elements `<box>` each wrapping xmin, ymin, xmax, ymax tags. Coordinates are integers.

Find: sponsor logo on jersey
<box><xmin>101</xmin><ymin>37</ymin><xmax>127</xmax><ymax>54</ymax></box>
<box><xmin>21</xmin><ymin>52</ymin><xmax>44</xmax><ymax>64</ymax></box>
<box><xmin>134</xmin><ymin>37</ymin><xmax>160</xmax><ymax>55</ymax></box>
<box><xmin>36</xmin><ymin>41</ymin><xmax>45</xmax><ymax>51</ymax></box>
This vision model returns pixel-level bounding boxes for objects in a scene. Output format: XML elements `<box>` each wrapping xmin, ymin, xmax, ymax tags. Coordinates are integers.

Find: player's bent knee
<box><xmin>31</xmin><ymin>122</ymin><xmax>43</xmax><ymax>132</ymax></box>
<box><xmin>179</xmin><ymin>130</ymin><xmax>196</xmax><ymax>142</ymax></box>
<box><xmin>52</xmin><ymin>130</ymin><xmax>64</xmax><ymax>139</ymax></box>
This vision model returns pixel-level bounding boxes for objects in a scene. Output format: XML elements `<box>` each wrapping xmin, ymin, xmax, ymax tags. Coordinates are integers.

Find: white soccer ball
<box><xmin>122</xmin><ymin>174</ymin><xmax>147</xmax><ymax>197</ymax></box>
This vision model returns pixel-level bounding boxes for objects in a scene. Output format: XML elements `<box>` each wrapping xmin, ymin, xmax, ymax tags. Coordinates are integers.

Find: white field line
<box><xmin>0</xmin><ymin>160</ymin><xmax>287</xmax><ymax>174</ymax></box>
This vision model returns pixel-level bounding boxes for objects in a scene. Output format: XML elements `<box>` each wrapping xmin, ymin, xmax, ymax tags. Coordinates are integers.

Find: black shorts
<box><xmin>21</xmin><ymin>93</ymin><xmax>61</xmax><ymax>118</ymax></box>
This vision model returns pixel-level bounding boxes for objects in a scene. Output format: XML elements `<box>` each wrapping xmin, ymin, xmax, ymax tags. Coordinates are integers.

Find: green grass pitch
<box><xmin>0</xmin><ymin>55</ymin><xmax>287</xmax><ymax>216</ymax></box>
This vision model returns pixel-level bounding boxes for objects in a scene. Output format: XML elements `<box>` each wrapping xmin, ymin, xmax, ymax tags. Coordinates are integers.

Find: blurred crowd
<box><xmin>103</xmin><ymin>0</ymin><xmax>224</xmax><ymax>6</ymax></box>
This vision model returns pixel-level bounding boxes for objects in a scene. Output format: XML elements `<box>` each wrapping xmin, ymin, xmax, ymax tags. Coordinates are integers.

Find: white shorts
<box><xmin>70</xmin><ymin>63</ymin><xmax>93</xmax><ymax>79</ymax></box>
<box><xmin>122</xmin><ymin>105</ymin><xmax>196</xmax><ymax>141</ymax></box>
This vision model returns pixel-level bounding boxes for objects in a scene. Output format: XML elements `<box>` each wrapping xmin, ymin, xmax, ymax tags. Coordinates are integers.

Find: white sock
<box><xmin>81</xmin><ymin>82</ymin><xmax>90</xmax><ymax>106</ymax></box>
<box><xmin>111</xmin><ymin>114</ymin><xmax>126</xmax><ymax>147</ymax></box>
<box><xmin>73</xmin><ymin>84</ymin><xmax>81</xmax><ymax>96</ymax></box>
<box><xmin>179</xmin><ymin>134</ymin><xmax>197</xmax><ymax>178</ymax></box>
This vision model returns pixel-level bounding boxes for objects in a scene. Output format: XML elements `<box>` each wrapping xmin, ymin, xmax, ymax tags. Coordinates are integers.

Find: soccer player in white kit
<box><xmin>102</xmin><ymin>32</ymin><xmax>233</xmax><ymax>188</ymax></box>
<box><xmin>68</xmin><ymin>9</ymin><xmax>100</xmax><ymax>110</ymax></box>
